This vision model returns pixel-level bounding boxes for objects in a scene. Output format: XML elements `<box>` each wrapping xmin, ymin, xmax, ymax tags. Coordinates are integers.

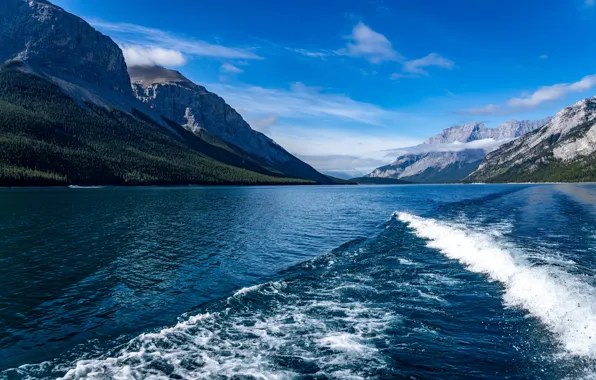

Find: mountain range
<box><xmin>366</xmin><ymin>118</ymin><xmax>552</xmax><ymax>183</ymax></box>
<box><xmin>2</xmin><ymin>0</ymin><xmax>596</xmax><ymax>186</ymax></box>
<box><xmin>466</xmin><ymin>97</ymin><xmax>596</xmax><ymax>183</ymax></box>
<box><xmin>0</xmin><ymin>0</ymin><xmax>331</xmax><ymax>186</ymax></box>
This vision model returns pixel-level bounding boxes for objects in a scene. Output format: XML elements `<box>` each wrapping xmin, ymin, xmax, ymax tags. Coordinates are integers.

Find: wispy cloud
<box><xmin>207</xmin><ymin>81</ymin><xmax>410</xmax><ymax>126</ymax></box>
<box><xmin>402</xmin><ymin>53</ymin><xmax>454</xmax><ymax>75</ymax></box>
<box><xmin>458</xmin><ymin>74</ymin><xmax>596</xmax><ymax>115</ymax></box>
<box><xmin>539</xmin><ymin>54</ymin><xmax>549</xmax><ymax>60</ymax></box>
<box><xmin>296</xmin><ymin>154</ymin><xmax>387</xmax><ymax>172</ymax></box>
<box><xmin>587</xmin><ymin>0</ymin><xmax>595</xmax><ymax>7</ymax></box>
<box><xmin>202</xmin><ymin>81</ymin><xmax>425</xmax><ymax>171</ymax></box>
<box><xmin>88</xmin><ymin>19</ymin><xmax>262</xmax><ymax>66</ymax></box>
<box><xmin>508</xmin><ymin>74</ymin><xmax>596</xmax><ymax>108</ymax></box>
<box><xmin>338</xmin><ymin>22</ymin><xmax>453</xmax><ymax>78</ymax></box>
<box><xmin>272</xmin><ymin>127</ymin><xmax>420</xmax><ymax>165</ymax></box>
<box><xmin>122</xmin><ymin>46</ymin><xmax>186</xmax><ymax>67</ymax></box>
<box><xmin>247</xmin><ymin>114</ymin><xmax>277</xmax><ymax>134</ymax></box>
<box><xmin>367</xmin><ymin>0</ymin><xmax>392</xmax><ymax>16</ymax></box>
<box><xmin>339</xmin><ymin>22</ymin><xmax>401</xmax><ymax>64</ymax></box>
<box><xmin>220</xmin><ymin>63</ymin><xmax>244</xmax><ymax>74</ymax></box>
<box><xmin>384</xmin><ymin>138</ymin><xmax>510</xmax><ymax>157</ymax></box>
<box><xmin>457</xmin><ymin>104</ymin><xmax>501</xmax><ymax>116</ymax></box>
<box><xmin>286</xmin><ymin>47</ymin><xmax>336</xmax><ymax>58</ymax></box>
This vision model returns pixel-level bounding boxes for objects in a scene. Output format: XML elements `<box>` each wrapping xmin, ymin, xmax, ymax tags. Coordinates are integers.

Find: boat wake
<box><xmin>397</xmin><ymin>212</ymin><xmax>596</xmax><ymax>360</ymax></box>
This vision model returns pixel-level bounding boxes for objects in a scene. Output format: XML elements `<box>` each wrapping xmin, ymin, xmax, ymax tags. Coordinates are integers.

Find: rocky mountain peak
<box><xmin>424</xmin><ymin>122</ymin><xmax>488</xmax><ymax>144</ymax></box>
<box><xmin>129</xmin><ymin>65</ymin><xmax>193</xmax><ymax>86</ymax></box>
<box><xmin>1</xmin><ymin>0</ymin><xmax>131</xmax><ymax>96</ymax></box>
<box><xmin>129</xmin><ymin>65</ymin><xmax>328</xmax><ymax>183</ymax></box>
<box><xmin>545</xmin><ymin>97</ymin><xmax>596</xmax><ymax>137</ymax></box>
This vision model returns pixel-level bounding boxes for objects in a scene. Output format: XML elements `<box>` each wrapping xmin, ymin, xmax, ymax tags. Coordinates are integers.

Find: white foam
<box><xmin>59</xmin><ymin>279</ymin><xmax>395</xmax><ymax>380</ymax></box>
<box><xmin>233</xmin><ymin>283</ymin><xmax>263</xmax><ymax>297</ymax></box>
<box><xmin>397</xmin><ymin>212</ymin><xmax>596</xmax><ymax>359</ymax></box>
<box><xmin>398</xmin><ymin>258</ymin><xmax>416</xmax><ymax>265</ymax></box>
<box><xmin>416</xmin><ymin>289</ymin><xmax>447</xmax><ymax>303</ymax></box>
<box><xmin>318</xmin><ymin>333</ymin><xmax>372</xmax><ymax>354</ymax></box>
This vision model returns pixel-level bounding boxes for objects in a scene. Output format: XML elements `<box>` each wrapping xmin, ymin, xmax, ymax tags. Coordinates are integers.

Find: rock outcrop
<box><xmin>423</xmin><ymin>119</ymin><xmax>552</xmax><ymax>145</ymax></box>
<box><xmin>467</xmin><ymin>98</ymin><xmax>596</xmax><ymax>183</ymax></box>
<box><xmin>1</xmin><ymin>0</ymin><xmax>131</xmax><ymax>95</ymax></box>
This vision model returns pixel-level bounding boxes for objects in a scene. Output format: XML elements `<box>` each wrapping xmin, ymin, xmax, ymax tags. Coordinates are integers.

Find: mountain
<box><xmin>0</xmin><ymin>0</ymin><xmax>326</xmax><ymax>186</ymax></box>
<box><xmin>423</xmin><ymin>119</ymin><xmax>550</xmax><ymax>144</ymax></box>
<box><xmin>466</xmin><ymin>98</ymin><xmax>596</xmax><ymax>183</ymax></box>
<box><xmin>367</xmin><ymin>118</ymin><xmax>551</xmax><ymax>183</ymax></box>
<box><xmin>1</xmin><ymin>0</ymin><xmax>130</xmax><ymax>95</ymax></box>
<box><xmin>348</xmin><ymin>177</ymin><xmax>411</xmax><ymax>185</ymax></box>
<box><xmin>129</xmin><ymin>65</ymin><xmax>330</xmax><ymax>183</ymax></box>
<box><xmin>322</xmin><ymin>169</ymin><xmax>368</xmax><ymax>180</ymax></box>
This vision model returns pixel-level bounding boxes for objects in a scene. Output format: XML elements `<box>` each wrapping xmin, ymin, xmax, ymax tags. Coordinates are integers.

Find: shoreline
<box><xmin>2</xmin><ymin>181</ymin><xmax>596</xmax><ymax>190</ymax></box>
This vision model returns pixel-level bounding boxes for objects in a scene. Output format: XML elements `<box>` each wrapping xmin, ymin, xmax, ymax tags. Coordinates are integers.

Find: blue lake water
<box><xmin>0</xmin><ymin>184</ymin><xmax>595</xmax><ymax>379</ymax></box>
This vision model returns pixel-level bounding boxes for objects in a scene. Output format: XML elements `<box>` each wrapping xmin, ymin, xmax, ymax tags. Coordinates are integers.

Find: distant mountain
<box><xmin>466</xmin><ymin>98</ymin><xmax>596</xmax><ymax>183</ymax></box>
<box><xmin>367</xmin><ymin>118</ymin><xmax>551</xmax><ymax>183</ymax></box>
<box><xmin>424</xmin><ymin>119</ymin><xmax>550</xmax><ymax>144</ymax></box>
<box><xmin>322</xmin><ymin>169</ymin><xmax>368</xmax><ymax>180</ymax></box>
<box><xmin>0</xmin><ymin>0</ymin><xmax>327</xmax><ymax>186</ymax></box>
<box><xmin>349</xmin><ymin>177</ymin><xmax>411</xmax><ymax>185</ymax></box>
<box><xmin>129</xmin><ymin>65</ymin><xmax>330</xmax><ymax>184</ymax></box>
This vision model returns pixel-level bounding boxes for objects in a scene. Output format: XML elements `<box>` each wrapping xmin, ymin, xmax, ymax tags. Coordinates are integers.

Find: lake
<box><xmin>1</xmin><ymin>184</ymin><xmax>595</xmax><ymax>379</ymax></box>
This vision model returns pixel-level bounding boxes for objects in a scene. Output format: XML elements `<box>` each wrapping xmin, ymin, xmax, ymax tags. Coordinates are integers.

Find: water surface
<box><xmin>1</xmin><ymin>184</ymin><xmax>595</xmax><ymax>379</ymax></box>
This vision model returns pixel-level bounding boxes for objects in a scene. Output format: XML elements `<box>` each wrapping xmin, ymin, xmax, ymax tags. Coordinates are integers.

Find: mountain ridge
<box><xmin>466</xmin><ymin>97</ymin><xmax>596</xmax><ymax>183</ymax></box>
<box><xmin>129</xmin><ymin>65</ymin><xmax>331</xmax><ymax>183</ymax></box>
<box><xmin>0</xmin><ymin>0</ymin><xmax>331</xmax><ymax>186</ymax></box>
<box><xmin>367</xmin><ymin>118</ymin><xmax>551</xmax><ymax>183</ymax></box>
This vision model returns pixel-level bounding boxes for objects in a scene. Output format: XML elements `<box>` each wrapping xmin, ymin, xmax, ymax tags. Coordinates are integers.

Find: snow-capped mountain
<box><xmin>367</xmin><ymin>118</ymin><xmax>551</xmax><ymax>183</ymax></box>
<box><xmin>467</xmin><ymin>98</ymin><xmax>596</xmax><ymax>183</ymax></box>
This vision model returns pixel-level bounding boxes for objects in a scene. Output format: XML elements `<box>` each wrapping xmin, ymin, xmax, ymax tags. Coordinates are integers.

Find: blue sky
<box><xmin>54</xmin><ymin>0</ymin><xmax>596</xmax><ymax>174</ymax></box>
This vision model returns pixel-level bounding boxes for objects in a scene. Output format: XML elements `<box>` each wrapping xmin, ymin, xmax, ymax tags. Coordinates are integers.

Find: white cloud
<box><xmin>539</xmin><ymin>54</ymin><xmax>549</xmax><ymax>60</ymax></box>
<box><xmin>88</xmin><ymin>19</ymin><xmax>262</xmax><ymax>64</ymax></box>
<box><xmin>403</xmin><ymin>53</ymin><xmax>454</xmax><ymax>75</ymax></box>
<box><xmin>508</xmin><ymin>74</ymin><xmax>596</xmax><ymax>108</ymax></box>
<box><xmin>458</xmin><ymin>74</ymin><xmax>596</xmax><ymax>115</ymax></box>
<box><xmin>587</xmin><ymin>0</ymin><xmax>595</xmax><ymax>6</ymax></box>
<box><xmin>385</xmin><ymin>138</ymin><xmax>510</xmax><ymax>156</ymax></box>
<box><xmin>121</xmin><ymin>46</ymin><xmax>186</xmax><ymax>67</ymax></box>
<box><xmin>271</xmin><ymin>127</ymin><xmax>419</xmax><ymax>162</ymax></box>
<box><xmin>296</xmin><ymin>154</ymin><xmax>386</xmax><ymax>172</ymax></box>
<box><xmin>201</xmin><ymin>81</ymin><xmax>429</xmax><ymax>171</ymax></box>
<box><xmin>247</xmin><ymin>114</ymin><xmax>277</xmax><ymax>134</ymax></box>
<box><xmin>207</xmin><ymin>82</ymin><xmax>412</xmax><ymax>127</ymax></box>
<box><xmin>220</xmin><ymin>63</ymin><xmax>243</xmax><ymax>74</ymax></box>
<box><xmin>457</xmin><ymin>104</ymin><xmax>500</xmax><ymax>116</ymax></box>
<box><xmin>340</xmin><ymin>22</ymin><xmax>400</xmax><ymax>64</ymax></box>
<box><xmin>287</xmin><ymin>48</ymin><xmax>335</xmax><ymax>58</ymax></box>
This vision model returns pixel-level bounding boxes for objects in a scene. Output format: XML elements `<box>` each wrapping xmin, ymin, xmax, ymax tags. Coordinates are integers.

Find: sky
<box><xmin>53</xmin><ymin>0</ymin><xmax>596</xmax><ymax>175</ymax></box>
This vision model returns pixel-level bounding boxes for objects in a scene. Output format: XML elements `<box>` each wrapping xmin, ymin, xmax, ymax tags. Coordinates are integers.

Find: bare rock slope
<box><xmin>130</xmin><ymin>65</ymin><xmax>329</xmax><ymax>182</ymax></box>
<box><xmin>467</xmin><ymin>98</ymin><xmax>596</xmax><ymax>183</ymax></box>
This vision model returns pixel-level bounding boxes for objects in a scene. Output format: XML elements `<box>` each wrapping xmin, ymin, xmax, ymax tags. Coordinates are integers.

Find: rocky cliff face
<box><xmin>129</xmin><ymin>66</ymin><xmax>329</xmax><ymax>182</ymax></box>
<box><xmin>367</xmin><ymin>118</ymin><xmax>551</xmax><ymax>183</ymax></box>
<box><xmin>467</xmin><ymin>98</ymin><xmax>596</xmax><ymax>183</ymax></box>
<box><xmin>0</xmin><ymin>0</ymin><xmax>332</xmax><ymax>185</ymax></box>
<box><xmin>1</xmin><ymin>0</ymin><xmax>131</xmax><ymax>96</ymax></box>
<box><xmin>423</xmin><ymin>119</ymin><xmax>552</xmax><ymax>145</ymax></box>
